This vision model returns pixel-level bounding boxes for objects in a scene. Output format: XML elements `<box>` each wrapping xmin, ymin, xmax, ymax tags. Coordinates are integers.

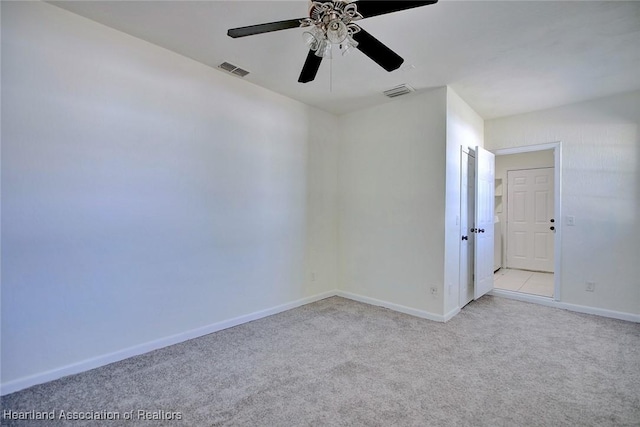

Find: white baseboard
<box><xmin>443</xmin><ymin>307</ymin><xmax>461</xmax><ymax>322</ymax></box>
<box><xmin>0</xmin><ymin>290</ymin><xmax>336</xmax><ymax>396</ymax></box>
<box><xmin>489</xmin><ymin>289</ymin><xmax>640</xmax><ymax>323</ymax></box>
<box><xmin>336</xmin><ymin>290</ymin><xmax>446</xmax><ymax>322</ymax></box>
<box><xmin>6</xmin><ymin>288</ymin><xmax>635</xmax><ymax>396</ymax></box>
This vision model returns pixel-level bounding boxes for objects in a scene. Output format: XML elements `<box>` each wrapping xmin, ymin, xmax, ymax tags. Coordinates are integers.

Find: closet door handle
<box><xmin>462</xmin><ymin>236</ymin><xmax>468</xmax><ymax>241</ymax></box>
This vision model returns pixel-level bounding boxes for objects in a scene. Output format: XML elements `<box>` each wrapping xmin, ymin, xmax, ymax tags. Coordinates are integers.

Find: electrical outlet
<box><xmin>430</xmin><ymin>287</ymin><xmax>438</xmax><ymax>295</ymax></box>
<box><xmin>586</xmin><ymin>281</ymin><xmax>595</xmax><ymax>292</ymax></box>
<box><xmin>567</xmin><ymin>215</ymin><xmax>575</xmax><ymax>226</ymax></box>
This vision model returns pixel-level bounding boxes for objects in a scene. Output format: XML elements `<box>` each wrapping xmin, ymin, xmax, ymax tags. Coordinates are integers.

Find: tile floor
<box><xmin>494</xmin><ymin>268</ymin><xmax>554</xmax><ymax>298</ymax></box>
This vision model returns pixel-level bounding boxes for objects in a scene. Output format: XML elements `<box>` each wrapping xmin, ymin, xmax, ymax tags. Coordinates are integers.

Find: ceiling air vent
<box><xmin>218</xmin><ymin>62</ymin><xmax>250</xmax><ymax>77</ymax></box>
<box><xmin>383</xmin><ymin>84</ymin><xmax>415</xmax><ymax>98</ymax></box>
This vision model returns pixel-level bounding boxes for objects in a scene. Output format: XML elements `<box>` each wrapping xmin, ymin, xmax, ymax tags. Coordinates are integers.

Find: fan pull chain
<box><xmin>329</xmin><ymin>54</ymin><xmax>333</xmax><ymax>92</ymax></box>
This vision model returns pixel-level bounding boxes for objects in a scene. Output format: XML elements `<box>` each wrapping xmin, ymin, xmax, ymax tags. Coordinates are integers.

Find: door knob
<box><xmin>550</xmin><ymin>226</ymin><xmax>555</xmax><ymax>231</ymax></box>
<box><xmin>470</xmin><ymin>228</ymin><xmax>477</xmax><ymax>233</ymax></box>
<box><xmin>550</xmin><ymin>219</ymin><xmax>555</xmax><ymax>223</ymax></box>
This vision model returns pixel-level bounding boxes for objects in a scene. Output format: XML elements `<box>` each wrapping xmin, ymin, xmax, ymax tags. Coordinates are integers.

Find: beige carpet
<box><xmin>2</xmin><ymin>296</ymin><xmax>639</xmax><ymax>426</ymax></box>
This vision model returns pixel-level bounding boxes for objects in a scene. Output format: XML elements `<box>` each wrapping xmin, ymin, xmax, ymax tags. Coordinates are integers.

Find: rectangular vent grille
<box><xmin>218</xmin><ymin>62</ymin><xmax>250</xmax><ymax>77</ymax></box>
<box><xmin>383</xmin><ymin>84</ymin><xmax>415</xmax><ymax>98</ymax></box>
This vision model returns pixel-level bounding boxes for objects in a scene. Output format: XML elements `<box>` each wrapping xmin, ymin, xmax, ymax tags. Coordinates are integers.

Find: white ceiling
<box><xmin>49</xmin><ymin>1</ymin><xmax>640</xmax><ymax>119</ymax></box>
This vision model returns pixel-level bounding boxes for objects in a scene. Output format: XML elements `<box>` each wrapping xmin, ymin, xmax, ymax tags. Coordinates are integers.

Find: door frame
<box><xmin>459</xmin><ymin>147</ymin><xmax>475</xmax><ymax>308</ymax></box>
<box><xmin>492</xmin><ymin>141</ymin><xmax>562</xmax><ymax>301</ymax></box>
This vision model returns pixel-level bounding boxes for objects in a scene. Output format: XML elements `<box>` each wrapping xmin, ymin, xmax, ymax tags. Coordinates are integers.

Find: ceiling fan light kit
<box><xmin>299</xmin><ymin>1</ymin><xmax>362</xmax><ymax>58</ymax></box>
<box><xmin>227</xmin><ymin>1</ymin><xmax>438</xmax><ymax>83</ymax></box>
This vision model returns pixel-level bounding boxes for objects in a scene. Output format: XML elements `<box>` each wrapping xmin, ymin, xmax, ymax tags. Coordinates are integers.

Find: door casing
<box><xmin>459</xmin><ymin>149</ymin><xmax>475</xmax><ymax>307</ymax></box>
<box><xmin>493</xmin><ymin>142</ymin><xmax>562</xmax><ymax>301</ymax></box>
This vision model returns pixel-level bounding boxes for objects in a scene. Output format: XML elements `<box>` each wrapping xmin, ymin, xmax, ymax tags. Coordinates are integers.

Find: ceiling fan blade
<box><xmin>227</xmin><ymin>18</ymin><xmax>304</xmax><ymax>38</ymax></box>
<box><xmin>298</xmin><ymin>50</ymin><xmax>323</xmax><ymax>83</ymax></box>
<box><xmin>352</xmin><ymin>28</ymin><xmax>404</xmax><ymax>72</ymax></box>
<box><xmin>356</xmin><ymin>1</ymin><xmax>438</xmax><ymax>19</ymax></box>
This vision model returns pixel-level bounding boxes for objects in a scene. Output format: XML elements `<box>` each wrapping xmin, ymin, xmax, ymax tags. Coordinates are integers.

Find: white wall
<box><xmin>443</xmin><ymin>89</ymin><xmax>485</xmax><ymax>315</ymax></box>
<box><xmin>338</xmin><ymin>89</ymin><xmax>447</xmax><ymax>316</ymax></box>
<box><xmin>304</xmin><ymin>111</ymin><xmax>339</xmax><ymax>296</ymax></box>
<box><xmin>486</xmin><ymin>91</ymin><xmax>640</xmax><ymax>315</ymax></box>
<box><xmin>494</xmin><ymin>151</ymin><xmax>554</xmax><ymax>268</ymax></box>
<box><xmin>9</xmin><ymin>0</ymin><xmax>637</xmax><ymax>396</ymax></box>
<box><xmin>1</xmin><ymin>2</ymin><xmax>338</xmax><ymax>386</ymax></box>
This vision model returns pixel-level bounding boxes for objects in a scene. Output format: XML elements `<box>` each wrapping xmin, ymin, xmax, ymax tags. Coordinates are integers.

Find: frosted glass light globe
<box><xmin>326</xmin><ymin>19</ymin><xmax>348</xmax><ymax>44</ymax></box>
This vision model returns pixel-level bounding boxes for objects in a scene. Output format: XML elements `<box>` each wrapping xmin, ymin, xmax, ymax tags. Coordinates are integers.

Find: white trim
<box><xmin>553</xmin><ymin>143</ymin><xmax>563</xmax><ymax>301</ymax></box>
<box><xmin>443</xmin><ymin>307</ymin><xmax>461</xmax><ymax>322</ymax></box>
<box><xmin>336</xmin><ymin>291</ymin><xmax>446</xmax><ymax>322</ymax></box>
<box><xmin>490</xmin><ymin>289</ymin><xmax>640</xmax><ymax>323</ymax></box>
<box><xmin>492</xmin><ymin>141</ymin><xmax>562</xmax><ymax>302</ymax></box>
<box><xmin>492</xmin><ymin>142</ymin><xmax>559</xmax><ymax>155</ymax></box>
<box><xmin>4</xmin><ymin>286</ymin><xmax>637</xmax><ymax>395</ymax></box>
<box><xmin>0</xmin><ymin>290</ymin><xmax>337</xmax><ymax>396</ymax></box>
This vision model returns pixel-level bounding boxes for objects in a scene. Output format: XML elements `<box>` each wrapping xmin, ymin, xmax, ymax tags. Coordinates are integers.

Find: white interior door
<box><xmin>506</xmin><ymin>168</ymin><xmax>554</xmax><ymax>272</ymax></box>
<box><xmin>474</xmin><ymin>146</ymin><xmax>495</xmax><ymax>299</ymax></box>
<box><xmin>459</xmin><ymin>150</ymin><xmax>475</xmax><ymax>307</ymax></box>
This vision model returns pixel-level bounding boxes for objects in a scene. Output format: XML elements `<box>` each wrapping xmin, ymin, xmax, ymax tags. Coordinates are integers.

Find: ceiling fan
<box><xmin>227</xmin><ymin>1</ymin><xmax>438</xmax><ymax>83</ymax></box>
